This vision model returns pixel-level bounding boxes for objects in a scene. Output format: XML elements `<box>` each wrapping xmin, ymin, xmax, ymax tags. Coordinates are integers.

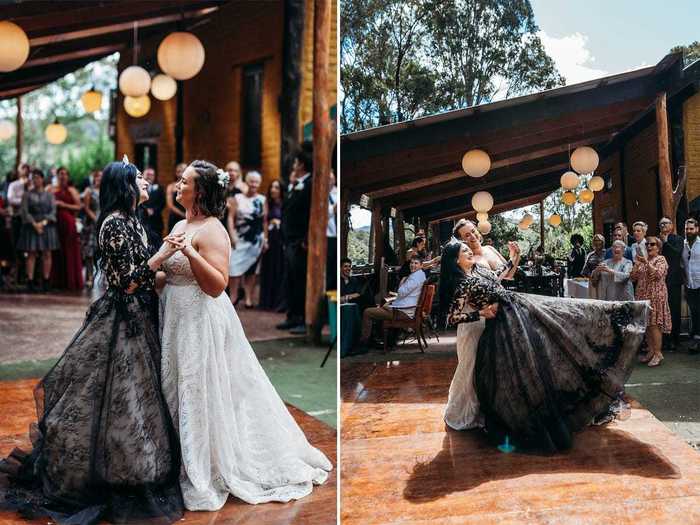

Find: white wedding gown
<box><xmin>159</xmin><ymin>241</ymin><xmax>332</xmax><ymax>511</ymax></box>
<box><xmin>443</xmin><ymin>305</ymin><xmax>485</xmax><ymax>430</ymax></box>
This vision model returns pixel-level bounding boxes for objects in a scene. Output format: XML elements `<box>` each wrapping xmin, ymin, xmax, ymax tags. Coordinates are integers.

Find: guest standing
<box><xmin>166</xmin><ymin>163</ymin><xmax>187</xmax><ymax>232</ymax></box>
<box><xmin>681</xmin><ymin>218</ymin><xmax>700</xmax><ymax>355</ymax></box>
<box><xmin>566</xmin><ymin>234</ymin><xmax>586</xmax><ymax>278</ymax></box>
<box><xmin>659</xmin><ymin>217</ymin><xmax>683</xmax><ymax>351</ymax></box>
<box><xmin>225</xmin><ymin>161</ymin><xmax>247</xmax><ymax>194</ymax></box>
<box><xmin>582</xmin><ymin>234</ymin><xmax>606</xmax><ymax>277</ymax></box>
<box><xmin>259</xmin><ymin>179</ymin><xmax>285</xmax><ymax>310</ymax></box>
<box><xmin>141</xmin><ymin>167</ymin><xmax>165</xmax><ymax>248</ymax></box>
<box><xmin>590</xmin><ymin>240</ymin><xmax>634</xmax><ymax>301</ymax></box>
<box><xmin>80</xmin><ymin>170</ymin><xmax>101</xmax><ymax>288</ymax></box>
<box><xmin>51</xmin><ymin>167</ymin><xmax>83</xmax><ymax>291</ymax></box>
<box><xmin>604</xmin><ymin>227</ymin><xmax>634</xmax><ymax>261</ymax></box>
<box><xmin>277</xmin><ymin>142</ymin><xmax>313</xmax><ymax>334</ymax></box>
<box><xmin>227</xmin><ymin>171</ymin><xmax>267</xmax><ymax>309</ymax></box>
<box><xmin>631</xmin><ymin>221</ymin><xmax>648</xmax><ymax>258</ymax></box>
<box><xmin>631</xmin><ymin>236</ymin><xmax>670</xmax><ymax>367</ymax></box>
<box><xmin>17</xmin><ymin>170</ymin><xmax>59</xmax><ymax>292</ymax></box>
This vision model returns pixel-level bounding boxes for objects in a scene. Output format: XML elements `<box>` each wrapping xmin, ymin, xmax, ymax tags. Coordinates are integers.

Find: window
<box><xmin>242</xmin><ymin>63</ymin><xmax>264</xmax><ymax>167</ymax></box>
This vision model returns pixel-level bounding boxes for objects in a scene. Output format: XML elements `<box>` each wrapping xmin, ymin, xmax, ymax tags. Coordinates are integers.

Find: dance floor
<box><xmin>0</xmin><ymin>378</ymin><xmax>337</xmax><ymax>525</ymax></box>
<box><xmin>341</xmin><ymin>358</ymin><xmax>700</xmax><ymax>525</ymax></box>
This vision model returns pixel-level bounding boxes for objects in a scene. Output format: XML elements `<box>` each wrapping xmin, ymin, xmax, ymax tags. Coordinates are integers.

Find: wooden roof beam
<box><xmin>427</xmin><ymin>191</ymin><xmax>554</xmax><ymax>224</ymax></box>
<box><xmin>23</xmin><ymin>44</ymin><xmax>124</xmax><ymax>68</ymax></box>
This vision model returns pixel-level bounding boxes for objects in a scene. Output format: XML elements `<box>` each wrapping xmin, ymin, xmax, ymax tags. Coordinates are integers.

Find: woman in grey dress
<box><xmin>17</xmin><ymin>170</ymin><xmax>59</xmax><ymax>292</ymax></box>
<box><xmin>81</xmin><ymin>170</ymin><xmax>101</xmax><ymax>287</ymax></box>
<box><xmin>590</xmin><ymin>240</ymin><xmax>635</xmax><ymax>301</ymax></box>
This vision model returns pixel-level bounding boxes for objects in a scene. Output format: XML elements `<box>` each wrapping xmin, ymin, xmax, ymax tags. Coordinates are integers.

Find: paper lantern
<box><xmin>157</xmin><ymin>32</ymin><xmax>205</xmax><ymax>80</ymax></box>
<box><xmin>588</xmin><ymin>175</ymin><xmax>604</xmax><ymax>192</ymax></box>
<box><xmin>471</xmin><ymin>191</ymin><xmax>493</xmax><ymax>213</ymax></box>
<box><xmin>570</xmin><ymin>146</ymin><xmax>599</xmax><ymax>175</ymax></box>
<box><xmin>119</xmin><ymin>65</ymin><xmax>151</xmax><ymax>97</ymax></box>
<box><xmin>521</xmin><ymin>213</ymin><xmax>534</xmax><ymax>226</ymax></box>
<box><xmin>150</xmin><ymin>74</ymin><xmax>177</xmax><ymax>101</ymax></box>
<box><xmin>477</xmin><ymin>220</ymin><xmax>491</xmax><ymax>235</ymax></box>
<box><xmin>476</xmin><ymin>212</ymin><xmax>489</xmax><ymax>223</ymax></box>
<box><xmin>548</xmin><ymin>214</ymin><xmax>561</xmax><ymax>227</ymax></box>
<box><xmin>518</xmin><ymin>219</ymin><xmax>529</xmax><ymax>230</ymax></box>
<box><xmin>45</xmin><ymin>119</ymin><xmax>67</xmax><ymax>145</ymax></box>
<box><xmin>124</xmin><ymin>95</ymin><xmax>151</xmax><ymax>118</ymax></box>
<box><xmin>461</xmin><ymin>149</ymin><xmax>491</xmax><ymax>178</ymax></box>
<box><xmin>579</xmin><ymin>188</ymin><xmax>594</xmax><ymax>203</ymax></box>
<box><xmin>81</xmin><ymin>87</ymin><xmax>102</xmax><ymax>113</ymax></box>
<box><xmin>561</xmin><ymin>191</ymin><xmax>577</xmax><ymax>206</ymax></box>
<box><xmin>560</xmin><ymin>170</ymin><xmax>579</xmax><ymax>191</ymax></box>
<box><xmin>0</xmin><ymin>120</ymin><xmax>15</xmax><ymax>141</ymax></box>
<box><xmin>0</xmin><ymin>21</ymin><xmax>30</xmax><ymax>72</ymax></box>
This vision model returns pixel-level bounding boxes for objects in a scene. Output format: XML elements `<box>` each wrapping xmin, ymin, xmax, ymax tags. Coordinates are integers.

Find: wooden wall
<box><xmin>684</xmin><ymin>92</ymin><xmax>700</xmax><ymax>201</ymax></box>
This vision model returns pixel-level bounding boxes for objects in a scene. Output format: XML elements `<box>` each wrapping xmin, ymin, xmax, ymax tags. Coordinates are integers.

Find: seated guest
<box><xmin>582</xmin><ymin>234</ymin><xmax>606</xmax><ymax>277</ymax></box>
<box><xmin>605</xmin><ymin>227</ymin><xmax>634</xmax><ymax>261</ymax></box>
<box><xmin>359</xmin><ymin>256</ymin><xmax>426</xmax><ymax>346</ymax></box>
<box><xmin>398</xmin><ymin>237</ymin><xmax>438</xmax><ymax>279</ymax></box>
<box><xmin>591</xmin><ymin>240</ymin><xmax>634</xmax><ymax>301</ymax></box>
<box><xmin>340</xmin><ymin>257</ymin><xmax>362</xmax><ymax>305</ymax></box>
<box><xmin>631</xmin><ymin>221</ymin><xmax>648</xmax><ymax>258</ymax></box>
<box><xmin>567</xmin><ymin>233</ymin><xmax>586</xmax><ymax>277</ymax></box>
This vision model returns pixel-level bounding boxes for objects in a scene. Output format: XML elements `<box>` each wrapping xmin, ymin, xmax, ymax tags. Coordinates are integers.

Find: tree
<box><xmin>671</xmin><ymin>41</ymin><xmax>700</xmax><ymax>67</ymax></box>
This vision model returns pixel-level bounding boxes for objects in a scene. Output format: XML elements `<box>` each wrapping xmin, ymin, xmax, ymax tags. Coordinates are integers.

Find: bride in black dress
<box><xmin>0</xmin><ymin>158</ymin><xmax>185</xmax><ymax>525</ymax></box>
<box><xmin>440</xmin><ymin>241</ymin><xmax>649</xmax><ymax>452</ymax></box>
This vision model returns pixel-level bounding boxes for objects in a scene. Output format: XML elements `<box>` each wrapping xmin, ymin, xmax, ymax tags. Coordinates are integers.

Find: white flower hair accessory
<box><xmin>122</xmin><ymin>154</ymin><xmax>130</xmax><ymax>166</ymax></box>
<box><xmin>217</xmin><ymin>168</ymin><xmax>229</xmax><ymax>188</ymax></box>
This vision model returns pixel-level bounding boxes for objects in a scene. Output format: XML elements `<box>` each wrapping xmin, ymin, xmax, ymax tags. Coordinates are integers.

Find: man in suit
<box><xmin>141</xmin><ymin>167</ymin><xmax>166</xmax><ymax>249</ymax></box>
<box><xmin>277</xmin><ymin>141</ymin><xmax>314</xmax><ymax>334</ymax></box>
<box><xmin>660</xmin><ymin>217</ymin><xmax>683</xmax><ymax>352</ymax></box>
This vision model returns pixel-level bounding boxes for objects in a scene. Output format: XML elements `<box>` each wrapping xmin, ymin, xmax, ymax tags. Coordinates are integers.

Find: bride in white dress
<box><xmin>158</xmin><ymin>160</ymin><xmax>331</xmax><ymax>511</ymax></box>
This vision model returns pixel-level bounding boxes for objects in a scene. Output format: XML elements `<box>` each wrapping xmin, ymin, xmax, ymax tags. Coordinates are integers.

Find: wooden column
<box><xmin>340</xmin><ymin>189</ymin><xmax>350</xmax><ymax>259</ymax></box>
<box><xmin>305</xmin><ymin>0</ymin><xmax>332</xmax><ymax>339</ymax></box>
<box><xmin>539</xmin><ymin>201</ymin><xmax>545</xmax><ymax>248</ymax></box>
<box><xmin>395</xmin><ymin>210</ymin><xmax>406</xmax><ymax>262</ymax></box>
<box><xmin>371</xmin><ymin>202</ymin><xmax>384</xmax><ymax>275</ymax></box>
<box><xmin>656</xmin><ymin>92</ymin><xmax>674</xmax><ymax>224</ymax></box>
<box><xmin>15</xmin><ymin>96</ymin><xmax>22</xmax><ymax>170</ymax></box>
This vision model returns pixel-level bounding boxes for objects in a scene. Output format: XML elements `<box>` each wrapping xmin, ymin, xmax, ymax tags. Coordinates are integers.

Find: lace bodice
<box><xmin>163</xmin><ymin>250</ymin><xmax>197</xmax><ymax>286</ymax></box>
<box><xmin>98</xmin><ymin>214</ymin><xmax>155</xmax><ymax>291</ymax></box>
<box><xmin>447</xmin><ymin>266</ymin><xmax>511</xmax><ymax>325</ymax></box>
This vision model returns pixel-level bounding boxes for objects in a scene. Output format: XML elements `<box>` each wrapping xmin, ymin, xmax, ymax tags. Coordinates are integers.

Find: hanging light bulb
<box><xmin>150</xmin><ymin>74</ymin><xmax>178</xmax><ymax>101</ymax></box>
<box><xmin>45</xmin><ymin>118</ymin><xmax>67</xmax><ymax>145</ymax></box>
<box><xmin>81</xmin><ymin>86</ymin><xmax>103</xmax><ymax>113</ymax></box>
<box><xmin>570</xmin><ymin>146</ymin><xmax>599</xmax><ymax>175</ymax></box>
<box><xmin>0</xmin><ymin>21</ymin><xmax>30</xmax><ymax>72</ymax></box>
<box><xmin>0</xmin><ymin>120</ymin><xmax>16</xmax><ymax>141</ymax></box>
<box><xmin>461</xmin><ymin>149</ymin><xmax>491</xmax><ymax>178</ymax></box>
<box><xmin>124</xmin><ymin>95</ymin><xmax>151</xmax><ymax>118</ymax></box>
<box><xmin>157</xmin><ymin>31</ymin><xmax>205</xmax><ymax>80</ymax></box>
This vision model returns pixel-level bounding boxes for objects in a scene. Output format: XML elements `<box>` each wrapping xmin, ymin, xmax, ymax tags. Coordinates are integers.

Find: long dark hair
<box><xmin>95</xmin><ymin>161</ymin><xmax>140</xmax><ymax>262</ymax></box>
<box><xmin>266</xmin><ymin>178</ymin><xmax>285</xmax><ymax>205</ymax></box>
<box><xmin>438</xmin><ymin>241</ymin><xmax>467</xmax><ymax>317</ymax></box>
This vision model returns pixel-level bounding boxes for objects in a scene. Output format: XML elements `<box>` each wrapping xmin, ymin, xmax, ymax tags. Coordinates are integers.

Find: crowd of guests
<box><xmin>0</xmin><ymin>143</ymin><xmax>338</xmax><ymax>335</ymax></box>
<box><xmin>567</xmin><ymin>218</ymin><xmax>700</xmax><ymax>367</ymax></box>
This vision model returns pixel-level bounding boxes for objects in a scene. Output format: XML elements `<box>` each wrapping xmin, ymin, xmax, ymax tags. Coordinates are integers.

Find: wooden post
<box><xmin>395</xmin><ymin>210</ymin><xmax>406</xmax><ymax>262</ymax></box>
<box><xmin>539</xmin><ymin>201</ymin><xmax>545</xmax><ymax>248</ymax></box>
<box><xmin>340</xmin><ymin>188</ymin><xmax>350</xmax><ymax>259</ymax></box>
<box><xmin>15</xmin><ymin>96</ymin><xmax>22</xmax><ymax>170</ymax></box>
<box><xmin>656</xmin><ymin>92</ymin><xmax>674</xmax><ymax>226</ymax></box>
<box><xmin>371</xmin><ymin>202</ymin><xmax>384</xmax><ymax>275</ymax></box>
<box><xmin>305</xmin><ymin>0</ymin><xmax>332</xmax><ymax>340</ymax></box>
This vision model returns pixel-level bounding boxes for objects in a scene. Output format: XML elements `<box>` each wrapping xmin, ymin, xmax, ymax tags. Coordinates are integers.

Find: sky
<box><xmin>350</xmin><ymin>1</ymin><xmax>699</xmax><ymax>228</ymax></box>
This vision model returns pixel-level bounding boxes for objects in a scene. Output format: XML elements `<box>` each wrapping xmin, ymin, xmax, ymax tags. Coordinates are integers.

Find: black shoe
<box><xmin>289</xmin><ymin>324</ymin><xmax>307</xmax><ymax>335</ymax></box>
<box><xmin>276</xmin><ymin>319</ymin><xmax>297</xmax><ymax>330</ymax></box>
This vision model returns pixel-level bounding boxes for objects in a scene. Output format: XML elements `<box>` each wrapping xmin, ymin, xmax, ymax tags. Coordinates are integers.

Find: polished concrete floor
<box><xmin>0</xmin><ymin>378</ymin><xmax>337</xmax><ymax>525</ymax></box>
<box><xmin>341</xmin><ymin>358</ymin><xmax>700</xmax><ymax>525</ymax></box>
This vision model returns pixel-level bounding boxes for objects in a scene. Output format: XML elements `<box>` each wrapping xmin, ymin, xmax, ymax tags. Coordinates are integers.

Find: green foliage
<box><xmin>348</xmin><ymin>228</ymin><xmax>370</xmax><ymax>264</ymax></box>
<box><xmin>340</xmin><ymin>0</ymin><xmax>564</xmax><ymax>133</ymax></box>
<box><xmin>64</xmin><ymin>134</ymin><xmax>114</xmax><ymax>186</ymax></box>
<box><xmin>671</xmin><ymin>41</ymin><xmax>700</xmax><ymax>67</ymax></box>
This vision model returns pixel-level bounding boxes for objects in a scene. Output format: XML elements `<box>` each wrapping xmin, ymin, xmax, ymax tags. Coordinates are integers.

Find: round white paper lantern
<box><xmin>461</xmin><ymin>149</ymin><xmax>491</xmax><ymax>178</ymax></box>
<box><xmin>579</xmin><ymin>188</ymin><xmax>594</xmax><ymax>203</ymax></box>
<box><xmin>471</xmin><ymin>191</ymin><xmax>493</xmax><ymax>213</ymax></box>
<box><xmin>588</xmin><ymin>175</ymin><xmax>604</xmax><ymax>192</ymax></box>
<box><xmin>477</xmin><ymin>220</ymin><xmax>492</xmax><ymax>235</ymax></box>
<box><xmin>157</xmin><ymin>32</ymin><xmax>205</xmax><ymax>80</ymax></box>
<box><xmin>476</xmin><ymin>212</ymin><xmax>489</xmax><ymax>223</ymax></box>
<box><xmin>81</xmin><ymin>87</ymin><xmax>102</xmax><ymax>113</ymax></box>
<box><xmin>0</xmin><ymin>120</ymin><xmax>16</xmax><ymax>141</ymax></box>
<box><xmin>0</xmin><ymin>21</ymin><xmax>30</xmax><ymax>72</ymax></box>
<box><xmin>560</xmin><ymin>170</ymin><xmax>579</xmax><ymax>191</ymax></box>
<box><xmin>124</xmin><ymin>95</ymin><xmax>151</xmax><ymax>118</ymax></box>
<box><xmin>571</xmin><ymin>146</ymin><xmax>599</xmax><ymax>175</ymax></box>
<box><xmin>119</xmin><ymin>65</ymin><xmax>151</xmax><ymax>97</ymax></box>
<box><xmin>150</xmin><ymin>74</ymin><xmax>177</xmax><ymax>101</ymax></box>
<box><xmin>548</xmin><ymin>214</ymin><xmax>561</xmax><ymax>227</ymax></box>
<box><xmin>561</xmin><ymin>191</ymin><xmax>577</xmax><ymax>206</ymax></box>
<box><xmin>45</xmin><ymin>120</ymin><xmax>67</xmax><ymax>145</ymax></box>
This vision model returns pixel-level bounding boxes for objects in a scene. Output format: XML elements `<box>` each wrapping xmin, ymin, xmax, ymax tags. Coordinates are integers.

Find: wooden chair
<box><xmin>382</xmin><ymin>283</ymin><xmax>436</xmax><ymax>353</ymax></box>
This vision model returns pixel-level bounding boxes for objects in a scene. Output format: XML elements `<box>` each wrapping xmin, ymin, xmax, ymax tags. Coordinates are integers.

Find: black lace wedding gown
<box><xmin>448</xmin><ymin>266</ymin><xmax>649</xmax><ymax>453</ymax></box>
<box><xmin>0</xmin><ymin>214</ymin><xmax>184</xmax><ymax>525</ymax></box>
